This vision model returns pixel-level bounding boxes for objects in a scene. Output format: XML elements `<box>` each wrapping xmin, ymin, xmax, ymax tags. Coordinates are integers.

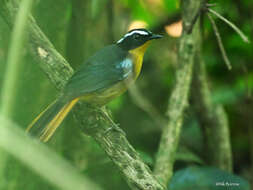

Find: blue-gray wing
<box><xmin>63</xmin><ymin>45</ymin><xmax>133</xmax><ymax>99</ymax></box>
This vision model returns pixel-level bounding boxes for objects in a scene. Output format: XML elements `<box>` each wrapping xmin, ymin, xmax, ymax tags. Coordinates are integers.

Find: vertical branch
<box><xmin>154</xmin><ymin>0</ymin><xmax>203</xmax><ymax>186</ymax></box>
<box><xmin>0</xmin><ymin>0</ymin><xmax>34</xmax><ymax>117</ymax></box>
<box><xmin>0</xmin><ymin>0</ymin><xmax>34</xmax><ymax>178</ymax></box>
<box><xmin>191</xmin><ymin>9</ymin><xmax>233</xmax><ymax>173</ymax></box>
<box><xmin>191</xmin><ymin>55</ymin><xmax>233</xmax><ymax>172</ymax></box>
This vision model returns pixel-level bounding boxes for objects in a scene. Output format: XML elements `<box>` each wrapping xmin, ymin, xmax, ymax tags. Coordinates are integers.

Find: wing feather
<box><xmin>63</xmin><ymin>45</ymin><xmax>132</xmax><ymax>100</ymax></box>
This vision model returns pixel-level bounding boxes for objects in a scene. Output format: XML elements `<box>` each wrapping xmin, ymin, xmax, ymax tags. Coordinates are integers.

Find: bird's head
<box><xmin>116</xmin><ymin>28</ymin><xmax>162</xmax><ymax>52</ymax></box>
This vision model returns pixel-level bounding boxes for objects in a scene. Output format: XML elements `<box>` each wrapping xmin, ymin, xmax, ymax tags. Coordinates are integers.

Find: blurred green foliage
<box><xmin>0</xmin><ymin>0</ymin><xmax>252</xmax><ymax>189</ymax></box>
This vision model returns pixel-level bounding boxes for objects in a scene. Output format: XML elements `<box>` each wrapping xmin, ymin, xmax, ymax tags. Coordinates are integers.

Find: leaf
<box><xmin>169</xmin><ymin>166</ymin><xmax>250</xmax><ymax>190</ymax></box>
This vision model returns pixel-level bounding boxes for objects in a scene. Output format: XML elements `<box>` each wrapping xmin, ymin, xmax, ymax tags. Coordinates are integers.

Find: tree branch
<box><xmin>208</xmin><ymin>8</ymin><xmax>250</xmax><ymax>43</ymax></box>
<box><xmin>191</xmin><ymin>51</ymin><xmax>233</xmax><ymax>172</ymax></box>
<box><xmin>0</xmin><ymin>0</ymin><xmax>164</xmax><ymax>189</ymax></box>
<box><xmin>128</xmin><ymin>84</ymin><xmax>167</xmax><ymax>128</ymax></box>
<box><xmin>153</xmin><ymin>0</ymin><xmax>203</xmax><ymax>186</ymax></box>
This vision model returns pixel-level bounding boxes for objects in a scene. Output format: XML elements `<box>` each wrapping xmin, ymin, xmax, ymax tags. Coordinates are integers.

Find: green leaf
<box><xmin>169</xmin><ymin>167</ymin><xmax>250</xmax><ymax>190</ymax></box>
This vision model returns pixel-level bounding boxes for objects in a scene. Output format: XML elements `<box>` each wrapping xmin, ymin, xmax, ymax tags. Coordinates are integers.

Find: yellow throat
<box><xmin>129</xmin><ymin>41</ymin><xmax>151</xmax><ymax>79</ymax></box>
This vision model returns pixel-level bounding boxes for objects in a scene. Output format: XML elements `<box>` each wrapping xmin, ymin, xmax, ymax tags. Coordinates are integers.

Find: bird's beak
<box><xmin>150</xmin><ymin>34</ymin><xmax>163</xmax><ymax>40</ymax></box>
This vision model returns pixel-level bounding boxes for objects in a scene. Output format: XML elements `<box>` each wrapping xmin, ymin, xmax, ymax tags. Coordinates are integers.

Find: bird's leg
<box><xmin>100</xmin><ymin>106</ymin><xmax>126</xmax><ymax>136</ymax></box>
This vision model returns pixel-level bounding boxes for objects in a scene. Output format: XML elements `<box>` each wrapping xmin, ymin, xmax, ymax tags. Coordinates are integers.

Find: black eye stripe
<box><xmin>133</xmin><ymin>33</ymin><xmax>140</xmax><ymax>38</ymax></box>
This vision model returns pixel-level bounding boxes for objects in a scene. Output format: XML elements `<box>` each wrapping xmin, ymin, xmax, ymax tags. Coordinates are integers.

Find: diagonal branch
<box><xmin>207</xmin><ymin>13</ymin><xmax>232</xmax><ymax>70</ymax></box>
<box><xmin>0</xmin><ymin>0</ymin><xmax>164</xmax><ymax>189</ymax></box>
<box><xmin>128</xmin><ymin>84</ymin><xmax>167</xmax><ymax>128</ymax></box>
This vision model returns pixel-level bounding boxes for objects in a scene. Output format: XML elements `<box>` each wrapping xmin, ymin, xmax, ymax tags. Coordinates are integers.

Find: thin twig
<box><xmin>207</xmin><ymin>13</ymin><xmax>232</xmax><ymax>70</ymax></box>
<box><xmin>208</xmin><ymin>8</ymin><xmax>250</xmax><ymax>43</ymax></box>
<box><xmin>128</xmin><ymin>84</ymin><xmax>167</xmax><ymax>128</ymax></box>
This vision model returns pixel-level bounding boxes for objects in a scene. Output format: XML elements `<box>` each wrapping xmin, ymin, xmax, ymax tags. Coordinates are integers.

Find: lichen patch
<box><xmin>37</xmin><ymin>47</ymin><xmax>48</xmax><ymax>58</ymax></box>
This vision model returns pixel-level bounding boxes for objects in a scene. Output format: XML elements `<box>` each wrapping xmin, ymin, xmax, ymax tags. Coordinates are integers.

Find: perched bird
<box><xmin>27</xmin><ymin>28</ymin><xmax>162</xmax><ymax>142</ymax></box>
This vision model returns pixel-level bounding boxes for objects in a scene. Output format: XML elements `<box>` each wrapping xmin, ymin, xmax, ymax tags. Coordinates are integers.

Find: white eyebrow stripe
<box><xmin>117</xmin><ymin>38</ymin><xmax>124</xmax><ymax>44</ymax></box>
<box><xmin>117</xmin><ymin>30</ymin><xmax>149</xmax><ymax>44</ymax></box>
<box><xmin>124</xmin><ymin>30</ymin><xmax>149</xmax><ymax>38</ymax></box>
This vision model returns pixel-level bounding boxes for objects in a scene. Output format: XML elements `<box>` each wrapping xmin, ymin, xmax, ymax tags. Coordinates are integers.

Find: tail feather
<box><xmin>26</xmin><ymin>99</ymin><xmax>59</xmax><ymax>134</ymax></box>
<box><xmin>27</xmin><ymin>97</ymin><xmax>79</xmax><ymax>142</ymax></box>
<box><xmin>39</xmin><ymin>98</ymin><xmax>79</xmax><ymax>142</ymax></box>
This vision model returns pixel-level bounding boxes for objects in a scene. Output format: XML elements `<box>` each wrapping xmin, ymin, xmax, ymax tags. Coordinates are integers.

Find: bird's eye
<box><xmin>133</xmin><ymin>33</ymin><xmax>141</xmax><ymax>40</ymax></box>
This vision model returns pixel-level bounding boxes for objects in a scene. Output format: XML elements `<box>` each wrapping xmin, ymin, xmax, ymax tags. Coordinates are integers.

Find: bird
<box><xmin>26</xmin><ymin>28</ymin><xmax>162</xmax><ymax>142</ymax></box>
